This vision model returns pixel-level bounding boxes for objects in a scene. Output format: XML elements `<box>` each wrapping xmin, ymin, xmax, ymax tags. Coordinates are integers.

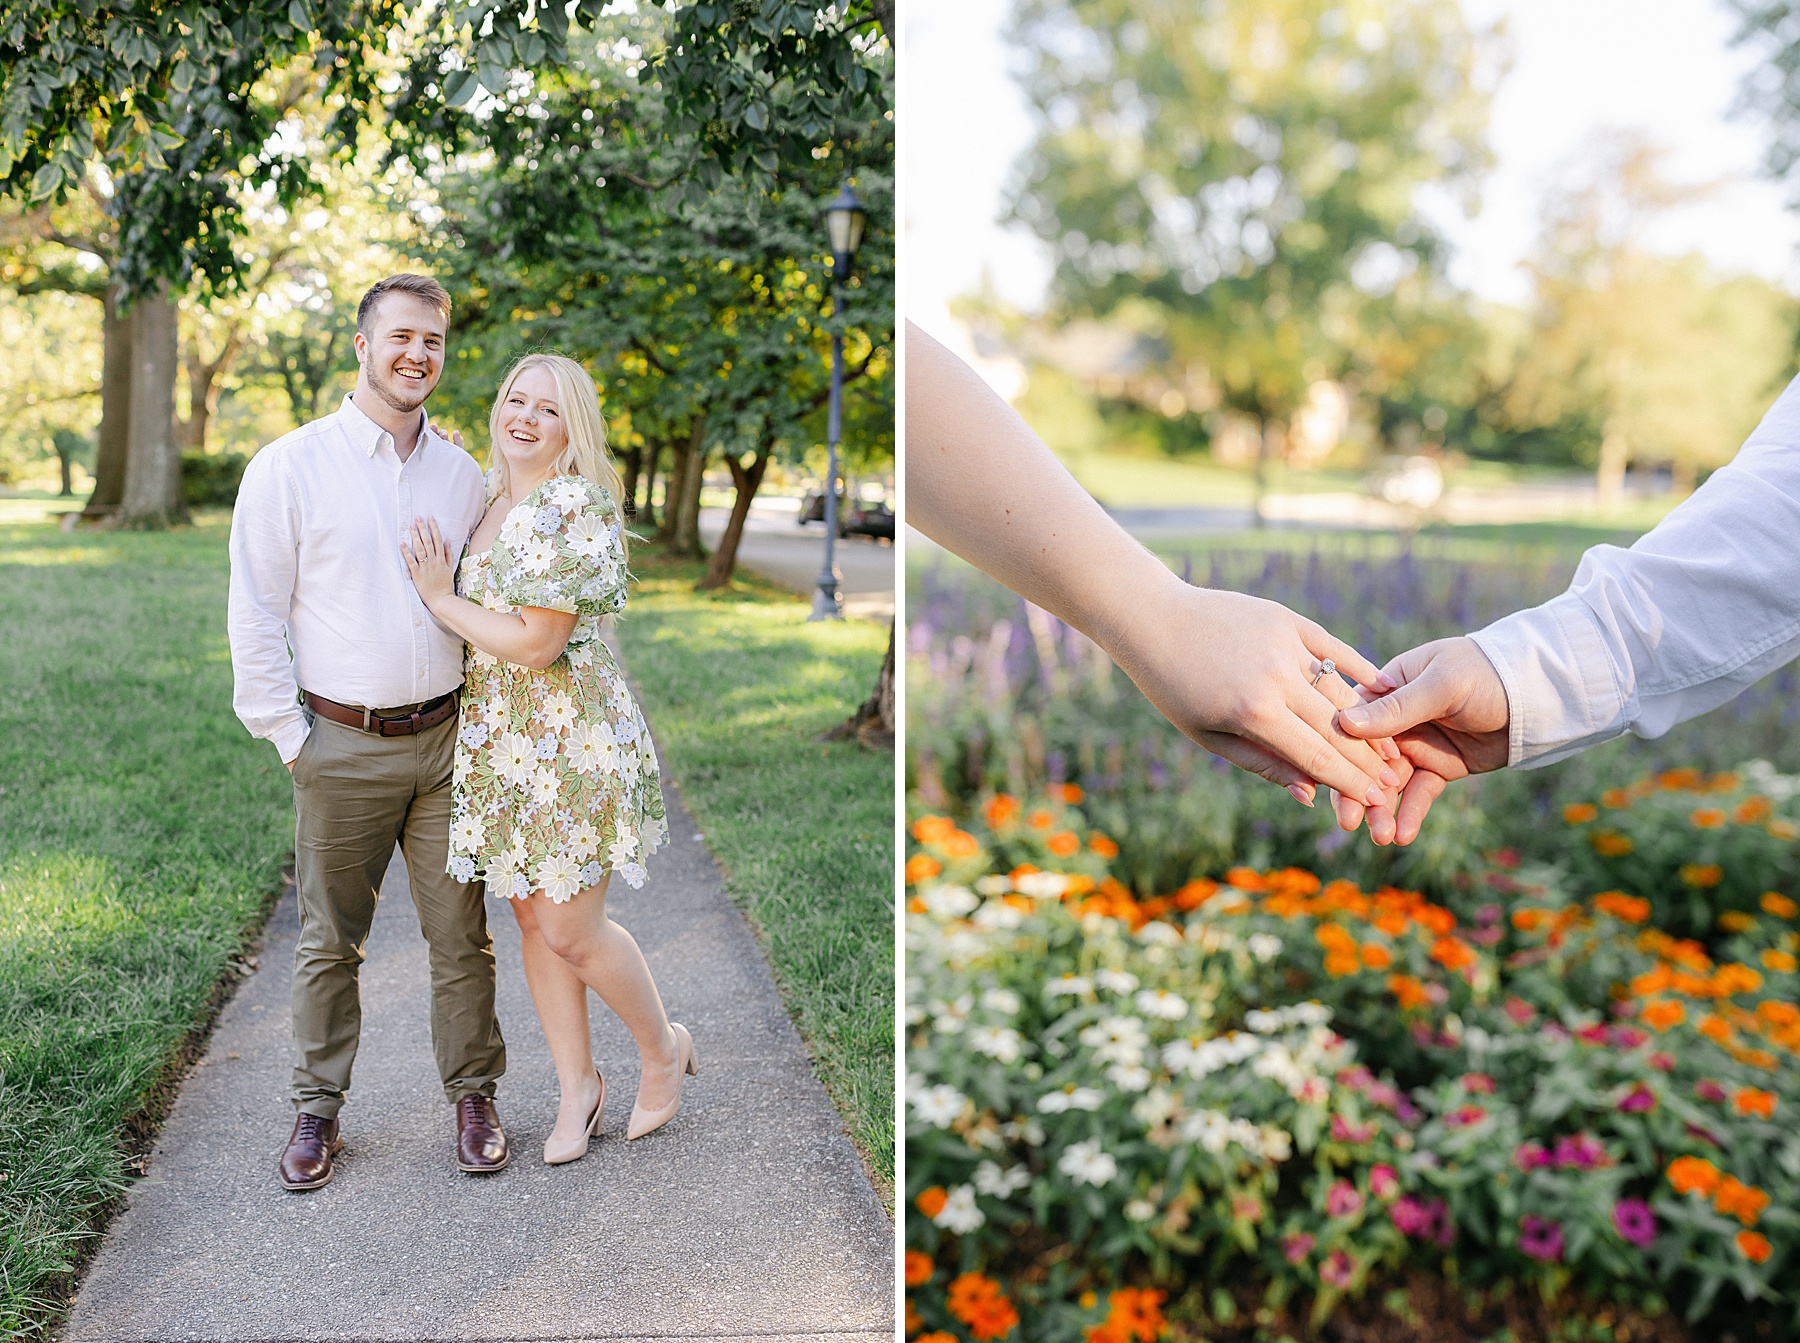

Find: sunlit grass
<box><xmin>617</xmin><ymin>549</ymin><xmax>895</xmax><ymax>1200</ymax></box>
<box><xmin>0</xmin><ymin>517</ymin><xmax>293</xmax><ymax>1340</ymax></box>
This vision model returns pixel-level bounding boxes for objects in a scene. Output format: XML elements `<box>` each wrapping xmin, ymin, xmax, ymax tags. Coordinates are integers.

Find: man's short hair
<box><xmin>356</xmin><ymin>274</ymin><xmax>452</xmax><ymax>334</ymax></box>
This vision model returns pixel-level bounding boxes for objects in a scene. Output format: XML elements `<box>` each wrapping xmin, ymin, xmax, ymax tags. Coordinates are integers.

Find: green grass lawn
<box><xmin>616</xmin><ymin>550</ymin><xmax>895</xmax><ymax>1200</ymax></box>
<box><xmin>0</xmin><ymin>514</ymin><xmax>293</xmax><ymax>1339</ymax></box>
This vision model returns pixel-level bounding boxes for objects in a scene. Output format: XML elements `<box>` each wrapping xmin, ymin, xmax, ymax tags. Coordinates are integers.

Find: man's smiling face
<box><xmin>354</xmin><ymin>292</ymin><xmax>447</xmax><ymax>415</ymax></box>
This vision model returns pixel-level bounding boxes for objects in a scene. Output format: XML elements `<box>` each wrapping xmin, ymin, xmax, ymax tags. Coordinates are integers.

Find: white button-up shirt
<box><xmin>228</xmin><ymin>395</ymin><xmax>486</xmax><ymax>762</ymax></box>
<box><xmin>1470</xmin><ymin>372</ymin><xmax>1800</xmax><ymax>768</ymax></box>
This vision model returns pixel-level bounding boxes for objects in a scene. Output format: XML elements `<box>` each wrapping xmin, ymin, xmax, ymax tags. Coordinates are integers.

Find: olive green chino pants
<box><xmin>289</xmin><ymin>708</ymin><xmax>505</xmax><ymax>1119</ymax></box>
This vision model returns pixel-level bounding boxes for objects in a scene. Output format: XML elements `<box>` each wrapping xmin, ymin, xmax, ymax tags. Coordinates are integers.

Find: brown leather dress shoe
<box><xmin>279</xmin><ymin>1113</ymin><xmax>342</xmax><ymax>1191</ymax></box>
<box><xmin>456</xmin><ymin>1095</ymin><xmax>509</xmax><ymax>1173</ymax></box>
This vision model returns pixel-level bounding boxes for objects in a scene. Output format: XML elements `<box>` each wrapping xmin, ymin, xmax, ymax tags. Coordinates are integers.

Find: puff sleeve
<box><xmin>487</xmin><ymin>476</ymin><xmax>627</xmax><ymax>617</ymax></box>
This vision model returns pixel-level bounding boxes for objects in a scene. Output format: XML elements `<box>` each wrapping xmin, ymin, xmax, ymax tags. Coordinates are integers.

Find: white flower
<box><xmin>1248</xmin><ymin>933</ymin><xmax>1284</xmax><ymax>961</ymax></box>
<box><xmin>566</xmin><ymin>820</ymin><xmax>601</xmax><ymax>861</ymax></box>
<box><xmin>1044</xmin><ymin>975</ymin><xmax>1092</xmax><ymax>998</ymax></box>
<box><xmin>1058</xmin><ymin>1139</ymin><xmax>1117</xmax><ymax>1186</ymax></box>
<box><xmin>498</xmin><ymin>506</ymin><xmax>535</xmax><ymax>549</ymax></box>
<box><xmin>972</xmin><ymin>900</ymin><xmax>1023</xmax><ymax>930</ymax></box>
<box><xmin>567</xmin><ymin>721</ymin><xmax>618</xmax><ymax>776</ymax></box>
<box><xmin>980</xmin><ymin>988</ymin><xmax>1021</xmax><ymax>1016</ymax></box>
<box><xmin>1136</xmin><ymin>920</ymin><xmax>1182</xmax><ymax>946</ymax></box>
<box><xmin>565</xmin><ymin>510</ymin><xmax>610</xmax><ymax>558</ymax></box>
<box><xmin>1259</xmin><ymin>1126</ymin><xmax>1294</xmax><ymax>1162</ymax></box>
<box><xmin>482</xmin><ymin>696</ymin><xmax>510</xmax><ymax>728</ymax></box>
<box><xmin>1124</xmin><ymin>1198</ymin><xmax>1159</xmax><ymax>1222</ymax></box>
<box><xmin>1181</xmin><ymin>1109</ymin><xmax>1234</xmax><ymax>1153</ymax></box>
<box><xmin>970</xmin><ymin>1026</ymin><xmax>1024</xmax><ymax>1064</ymax></box>
<box><xmin>549</xmin><ymin>478</ymin><xmax>588</xmax><ymax>512</ymax></box>
<box><xmin>1132</xmin><ymin>1088</ymin><xmax>1177</xmax><ymax>1127</ymax></box>
<box><xmin>530</xmin><ymin>768</ymin><xmax>561</xmax><ymax>809</ymax></box>
<box><xmin>910</xmin><ymin>1084</ymin><xmax>968</xmax><ymax>1128</ymax></box>
<box><xmin>1135</xmin><ymin>989</ymin><xmax>1189</xmax><ymax>1021</ymax></box>
<box><xmin>535</xmin><ymin>852</ymin><xmax>584</xmax><ymax>902</ymax></box>
<box><xmin>921</xmin><ymin>885</ymin><xmax>978</xmax><ymax>919</ymax></box>
<box><xmin>1095</xmin><ymin>968</ymin><xmax>1139</xmax><ymax>994</ymax></box>
<box><xmin>1107</xmin><ymin>1063</ymin><xmax>1153</xmax><ymax>1091</ymax></box>
<box><xmin>1191</xmin><ymin>924</ymin><xmax>1237</xmax><ymax>953</ymax></box>
<box><xmin>539</xmin><ymin>692</ymin><xmax>579</xmax><ymax>732</ymax></box>
<box><xmin>1013</xmin><ymin>871</ymin><xmax>1069</xmax><ymax>898</ymax></box>
<box><xmin>494</xmin><ymin>732</ymin><xmax>538</xmax><ymax>786</ymax></box>
<box><xmin>519</xmin><ymin>534</ymin><xmax>558</xmax><ymax>576</ymax></box>
<box><xmin>450</xmin><ymin>815</ymin><xmax>486</xmax><ymax>853</ymax></box>
<box><xmin>934</xmin><ymin>1184</ymin><xmax>985</xmax><ymax>1234</ymax></box>
<box><xmin>608</xmin><ymin>834</ymin><xmax>639</xmax><ymax>867</ymax></box>
<box><xmin>975</xmin><ymin>875</ymin><xmax>1011</xmax><ymax>896</ymax></box>
<box><xmin>1079</xmin><ymin>1015</ymin><xmax>1149</xmax><ymax>1065</ymax></box>
<box><xmin>1037</xmin><ymin>1087</ymin><xmax>1104</xmax><ymax>1113</ymax></box>
<box><xmin>974</xmin><ymin>1161</ymin><xmax>1033</xmax><ymax>1197</ymax></box>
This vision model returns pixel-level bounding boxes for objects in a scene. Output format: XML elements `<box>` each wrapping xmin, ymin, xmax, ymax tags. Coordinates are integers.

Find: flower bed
<box><xmin>905</xmin><ymin>798</ymin><xmax>1800</xmax><ymax>1341</ymax></box>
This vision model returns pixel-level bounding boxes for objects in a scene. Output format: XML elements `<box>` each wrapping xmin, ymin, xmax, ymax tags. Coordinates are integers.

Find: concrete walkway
<box><xmin>697</xmin><ymin>505</ymin><xmax>894</xmax><ymax>622</ymax></box>
<box><xmin>64</xmin><ymin>785</ymin><xmax>892</xmax><ymax>1343</ymax></box>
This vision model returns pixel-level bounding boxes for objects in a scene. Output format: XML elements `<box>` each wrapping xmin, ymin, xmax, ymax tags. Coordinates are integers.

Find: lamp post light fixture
<box><xmin>809</xmin><ymin>182</ymin><xmax>867</xmax><ymax>622</ymax></box>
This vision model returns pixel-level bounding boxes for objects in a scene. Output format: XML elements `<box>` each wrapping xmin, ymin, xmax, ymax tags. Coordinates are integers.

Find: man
<box><xmin>228</xmin><ymin>273</ymin><xmax>508</xmax><ymax>1191</ymax></box>
<box><xmin>1331</xmin><ymin>372</ymin><xmax>1800</xmax><ymax>842</ymax></box>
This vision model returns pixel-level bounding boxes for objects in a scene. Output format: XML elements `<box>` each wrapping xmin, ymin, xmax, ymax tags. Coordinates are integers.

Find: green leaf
<box><xmin>743</xmin><ymin>100</ymin><xmax>767</xmax><ymax>131</ymax></box>
<box><xmin>514</xmin><ymin>29</ymin><xmax>546</xmax><ymax>65</ymax></box>
<box><xmin>477</xmin><ymin>58</ymin><xmax>510</xmax><ymax>95</ymax></box>
<box><xmin>442</xmin><ymin>68</ymin><xmax>478</xmax><ymax>107</ymax></box>
<box><xmin>28</xmin><ymin>161</ymin><xmax>64</xmax><ymax>200</ymax></box>
<box><xmin>287</xmin><ymin>0</ymin><xmax>311</xmax><ymax>30</ymax></box>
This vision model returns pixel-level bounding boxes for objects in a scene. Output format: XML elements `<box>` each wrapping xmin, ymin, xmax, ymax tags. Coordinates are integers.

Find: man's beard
<box><xmin>370</xmin><ymin>361</ymin><xmax>435</xmax><ymax>414</ymax></box>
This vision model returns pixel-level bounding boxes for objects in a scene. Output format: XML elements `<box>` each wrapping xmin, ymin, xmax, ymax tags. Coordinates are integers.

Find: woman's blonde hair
<box><xmin>488</xmin><ymin>353</ymin><xmax>627</xmax><ymax>555</ymax></box>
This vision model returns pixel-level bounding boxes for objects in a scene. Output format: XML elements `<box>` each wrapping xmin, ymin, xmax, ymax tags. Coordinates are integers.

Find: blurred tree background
<box><xmin>0</xmin><ymin>0</ymin><xmax>893</xmax><ymax>553</ymax></box>
<box><xmin>966</xmin><ymin>0</ymin><xmax>1800</xmax><ymax>513</ymax></box>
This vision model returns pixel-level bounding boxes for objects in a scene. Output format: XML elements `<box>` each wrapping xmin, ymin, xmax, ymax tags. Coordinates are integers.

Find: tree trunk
<box><xmin>84</xmin><ymin>282</ymin><xmax>132</xmax><ymax>517</ymax></box>
<box><xmin>696</xmin><ymin>446</ymin><xmax>769</xmax><ymax>590</ymax></box>
<box><xmin>1597</xmin><ymin>412</ymin><xmax>1628</xmax><ymax>516</ymax></box>
<box><xmin>178</xmin><ymin>323</ymin><xmax>244</xmax><ymax>455</ymax></box>
<box><xmin>118</xmin><ymin>286</ymin><xmax>187</xmax><ymax>529</ymax></box>
<box><xmin>654</xmin><ymin>435</ymin><xmax>686</xmax><ymax>546</ymax></box>
<box><xmin>817</xmin><ymin>619</ymin><xmax>895</xmax><ymax>750</ymax></box>
<box><xmin>1251</xmin><ymin>415</ymin><xmax>1270</xmax><ymax>529</ymax></box>
<box><xmin>619</xmin><ymin>443</ymin><xmax>642</xmax><ymax>520</ymax></box>
<box><xmin>672</xmin><ymin>418</ymin><xmax>707</xmax><ymax>558</ymax></box>
<box><xmin>57</xmin><ymin>446</ymin><xmax>74</xmax><ymax>496</ymax></box>
<box><xmin>638</xmin><ymin>442</ymin><xmax>660</xmax><ymax>529</ymax></box>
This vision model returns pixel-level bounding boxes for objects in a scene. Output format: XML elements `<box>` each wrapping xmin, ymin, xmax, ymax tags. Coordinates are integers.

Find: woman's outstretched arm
<box><xmin>906</xmin><ymin>320</ymin><xmax>1405</xmax><ymax>834</ymax></box>
<box><xmin>401</xmin><ymin>516</ymin><xmax>577</xmax><ymax>671</ymax></box>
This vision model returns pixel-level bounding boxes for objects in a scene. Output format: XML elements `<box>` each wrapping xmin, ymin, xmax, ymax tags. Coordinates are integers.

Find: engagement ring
<box><xmin>1311</xmin><ymin>658</ymin><xmax>1336</xmax><ymax>687</ymax></box>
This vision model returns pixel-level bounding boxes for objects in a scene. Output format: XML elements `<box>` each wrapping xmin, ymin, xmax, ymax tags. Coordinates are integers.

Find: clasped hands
<box><xmin>1133</xmin><ymin>579</ymin><xmax>1511</xmax><ymax>845</ymax></box>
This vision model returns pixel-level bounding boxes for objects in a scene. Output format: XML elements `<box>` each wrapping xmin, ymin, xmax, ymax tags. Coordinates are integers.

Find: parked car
<box><xmin>842</xmin><ymin>501</ymin><xmax>894</xmax><ymax>541</ymax></box>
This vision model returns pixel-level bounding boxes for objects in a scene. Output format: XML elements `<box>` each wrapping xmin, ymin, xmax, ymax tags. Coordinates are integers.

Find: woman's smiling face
<box><xmin>497</xmin><ymin>365</ymin><xmax>568</xmax><ymax>481</ymax></box>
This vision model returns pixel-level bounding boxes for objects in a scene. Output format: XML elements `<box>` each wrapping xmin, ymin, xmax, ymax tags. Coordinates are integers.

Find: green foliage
<box><xmin>178</xmin><ymin>451</ymin><xmax>246</xmax><ymax>506</ymax></box>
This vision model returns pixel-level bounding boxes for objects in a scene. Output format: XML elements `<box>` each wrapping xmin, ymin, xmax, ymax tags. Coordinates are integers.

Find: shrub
<box><xmin>180</xmin><ymin>451</ymin><xmax>247</xmax><ymax>507</ymax></box>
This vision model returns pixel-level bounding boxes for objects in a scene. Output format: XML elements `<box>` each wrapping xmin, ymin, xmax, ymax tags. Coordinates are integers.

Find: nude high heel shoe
<box><xmin>543</xmin><ymin>1070</ymin><xmax>606</xmax><ymax>1165</ymax></box>
<box><xmin>626</xmin><ymin>1024</ymin><xmax>697</xmax><ymax>1140</ymax></box>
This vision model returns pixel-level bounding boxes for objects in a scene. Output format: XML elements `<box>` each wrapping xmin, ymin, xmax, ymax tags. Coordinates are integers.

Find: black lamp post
<box><xmin>809</xmin><ymin>182</ymin><xmax>867</xmax><ymax>622</ymax></box>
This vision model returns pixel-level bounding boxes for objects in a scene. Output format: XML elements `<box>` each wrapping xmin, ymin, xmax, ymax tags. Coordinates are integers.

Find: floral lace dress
<box><xmin>446</xmin><ymin>472</ymin><xmax>668</xmax><ymax>901</ymax></box>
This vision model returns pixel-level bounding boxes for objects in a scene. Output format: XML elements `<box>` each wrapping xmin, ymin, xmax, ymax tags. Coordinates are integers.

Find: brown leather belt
<box><xmin>303</xmin><ymin>689</ymin><xmax>459</xmax><ymax>736</ymax></box>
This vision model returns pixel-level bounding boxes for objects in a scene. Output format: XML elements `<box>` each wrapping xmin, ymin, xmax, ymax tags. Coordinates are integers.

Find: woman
<box><xmin>401</xmin><ymin>353</ymin><xmax>696</xmax><ymax>1165</ymax></box>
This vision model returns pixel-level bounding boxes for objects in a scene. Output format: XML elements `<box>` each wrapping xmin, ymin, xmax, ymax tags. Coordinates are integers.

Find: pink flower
<box><xmin>1444</xmin><ymin>1105</ymin><xmax>1487</xmax><ymax>1129</ymax></box>
<box><xmin>1296</xmin><ymin>1076</ymin><xmax>1329</xmax><ymax>1105</ymax></box>
<box><xmin>1647</xmin><ymin>1051</ymin><xmax>1675</xmax><ymax>1072</ymax></box>
<box><xmin>1695</xmin><ymin>1078</ymin><xmax>1728</xmax><ymax>1103</ymax></box>
<box><xmin>1282</xmin><ymin>1231</ymin><xmax>1314</xmax><ymax>1264</ymax></box>
<box><xmin>1461</xmin><ymin>1072</ymin><xmax>1496</xmax><ymax>1094</ymax></box>
<box><xmin>1230</xmin><ymin>1192</ymin><xmax>1263</xmax><ymax>1223</ymax></box>
<box><xmin>1577</xmin><ymin>1023</ymin><xmax>1610</xmax><ymax>1045</ymax></box>
<box><xmin>1326</xmin><ymin>1179</ymin><xmax>1364</xmax><ymax>1219</ymax></box>
<box><xmin>1617</xmin><ymin>1083</ymin><xmax>1657</xmax><ymax>1114</ymax></box>
<box><xmin>1337</xmin><ymin>1065</ymin><xmax>1374</xmax><ymax>1092</ymax></box>
<box><xmin>1513</xmin><ymin>1141</ymin><xmax>1549</xmax><ymax>1172</ymax></box>
<box><xmin>1392</xmin><ymin>1195</ymin><xmax>1454</xmax><ymax>1248</ymax></box>
<box><xmin>1330</xmin><ymin>1114</ymin><xmax>1375</xmax><ymax>1144</ymax></box>
<box><xmin>1611</xmin><ymin>1025</ymin><xmax>1649</xmax><ymax>1049</ymax></box>
<box><xmin>1518</xmin><ymin>1214</ymin><xmax>1565</xmax><ymax>1262</ymax></box>
<box><xmin>1613</xmin><ymin>1198</ymin><xmax>1656</xmax><ymax>1249</ymax></box>
<box><xmin>1319</xmin><ymin>1249</ymin><xmax>1355</xmax><ymax>1288</ymax></box>
<box><xmin>1370</xmin><ymin>1164</ymin><xmax>1400</xmax><ymax>1201</ymax></box>
<box><xmin>1503</xmin><ymin>997</ymin><xmax>1537</xmax><ymax>1026</ymax></box>
<box><xmin>1551</xmin><ymin>1133</ymin><xmax>1610</xmax><ymax>1170</ymax></box>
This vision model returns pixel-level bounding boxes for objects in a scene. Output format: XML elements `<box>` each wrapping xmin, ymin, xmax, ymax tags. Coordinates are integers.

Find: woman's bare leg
<box><xmin>509</xmin><ymin>897</ymin><xmax>604</xmax><ymax>1140</ymax></box>
<box><xmin>527</xmin><ymin>876</ymin><xmax>681</xmax><ymax>1113</ymax></box>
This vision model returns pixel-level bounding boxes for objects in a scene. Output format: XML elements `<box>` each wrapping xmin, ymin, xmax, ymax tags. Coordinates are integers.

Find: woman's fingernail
<box><xmin>1365</xmin><ymin>785</ymin><xmax>1387</xmax><ymax>806</ymax></box>
<box><xmin>1380</xmin><ymin>766</ymin><xmax>1399</xmax><ymax>788</ymax></box>
<box><xmin>1343</xmin><ymin>707</ymin><xmax>1370</xmax><ymax>730</ymax></box>
<box><xmin>1376</xmin><ymin>673</ymin><xmax>1399</xmax><ymax>692</ymax></box>
<box><xmin>1286</xmin><ymin>783</ymin><xmax>1315</xmax><ymax>807</ymax></box>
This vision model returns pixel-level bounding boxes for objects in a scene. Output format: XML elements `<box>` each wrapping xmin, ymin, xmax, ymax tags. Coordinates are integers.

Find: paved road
<box><xmin>65</xmin><ymin>783</ymin><xmax>892</xmax><ymax>1343</ymax></box>
<box><xmin>698</xmin><ymin>505</ymin><xmax>894</xmax><ymax>621</ymax></box>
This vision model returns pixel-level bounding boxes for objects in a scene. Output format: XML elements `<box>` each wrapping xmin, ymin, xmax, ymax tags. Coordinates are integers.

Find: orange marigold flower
<box><xmin>1667</xmin><ymin>1155</ymin><xmax>1721</xmax><ymax>1197</ymax></box>
<box><xmin>1682</xmin><ymin>864</ymin><xmax>1724</xmax><ymax>889</ymax></box>
<box><xmin>906</xmin><ymin>855</ymin><xmax>943</xmax><ymax>885</ymax></box>
<box><xmin>1360</xmin><ymin>943</ymin><xmax>1393</xmax><ymax>970</ymax></box>
<box><xmin>1770</xmin><ymin>819</ymin><xmax>1800</xmax><ymax>841</ymax></box>
<box><xmin>1641</xmin><ymin>999</ymin><xmax>1686</xmax><ymax>1032</ymax></box>
<box><xmin>1659</xmin><ymin>768</ymin><xmax>1704</xmax><ymax>791</ymax></box>
<box><xmin>1631</xmin><ymin>966</ymin><xmax>1673</xmax><ymax>996</ymax></box>
<box><xmin>942</xmin><ymin>831</ymin><xmax>981</xmax><ymax>859</ymax></box>
<box><xmin>1324</xmin><ymin>950</ymin><xmax>1361</xmax><ymax>977</ymax></box>
<box><xmin>1373</xmin><ymin>911</ymin><xmax>1410</xmax><ymax>938</ymax></box>
<box><xmin>906</xmin><ymin>1301</ymin><xmax>924</xmax><ymax>1336</ymax></box>
<box><xmin>1414</xmin><ymin>905</ymin><xmax>1456</xmax><ymax>937</ymax></box>
<box><xmin>1691</xmin><ymin>808</ymin><xmax>1728</xmax><ymax>829</ymax></box>
<box><xmin>904</xmin><ymin>1250</ymin><xmax>934</xmax><ymax>1287</ymax></box>
<box><xmin>1431</xmin><ymin>937</ymin><xmax>1477</xmax><ymax>972</ymax></box>
<box><xmin>1048</xmin><ymin>782</ymin><xmax>1085</xmax><ymax>805</ymax></box>
<box><xmin>916</xmin><ymin>1332</ymin><xmax>957</xmax><ymax>1343</ymax></box>
<box><xmin>1173</xmin><ymin>879</ymin><xmax>1217</xmax><ymax>910</ymax></box>
<box><xmin>1563</xmin><ymin>802</ymin><xmax>1599</xmax><ymax>824</ymax></box>
<box><xmin>1592</xmin><ymin>831</ymin><xmax>1634</xmax><ymax>857</ymax></box>
<box><xmin>1088</xmin><ymin>1287</ymin><xmax>1168</xmax><ymax>1343</ymax></box>
<box><xmin>1088</xmin><ymin>833</ymin><xmax>1120</xmax><ymax>859</ymax></box>
<box><xmin>1388</xmin><ymin>974</ymin><xmax>1429</xmax><ymax>1010</ymax></box>
<box><xmin>1669</xmin><ymin>939</ymin><xmax>1714</xmax><ymax>972</ymax></box>
<box><xmin>1026</xmin><ymin>809</ymin><xmax>1054</xmax><ymax>831</ymax></box>
<box><xmin>1758</xmin><ymin>1000</ymin><xmax>1800</xmax><ymax>1026</ymax></box>
<box><xmin>1715</xmin><ymin>964</ymin><xmax>1764</xmax><ymax>996</ymax></box>
<box><xmin>1698</xmin><ymin>1014</ymin><xmax>1732</xmax><ymax>1042</ymax></box>
<box><xmin>1737</xmin><ymin>1231</ymin><xmax>1773</xmax><ymax>1263</ymax></box>
<box><xmin>916</xmin><ymin>1186</ymin><xmax>949</xmax><ymax>1218</ymax></box>
<box><xmin>946</xmin><ymin>1272</ymin><xmax>1020</xmax><ymax>1342</ymax></box>
<box><xmin>1602</xmin><ymin>788</ymin><xmax>1631</xmax><ymax>809</ymax></box>
<box><xmin>1513</xmin><ymin>908</ymin><xmax>1547</xmax><ymax>932</ymax></box>
<box><xmin>1046</xmin><ymin>830</ymin><xmax>1081</xmax><ymax>858</ymax></box>
<box><xmin>1316</xmin><ymin>922</ymin><xmax>1357</xmax><ymax>952</ymax></box>
<box><xmin>1737</xmin><ymin>796</ymin><xmax>1775</xmax><ymax>825</ymax></box>
<box><xmin>1763</xmin><ymin>892</ymin><xmax>1798</xmax><ymax>919</ymax></box>
<box><xmin>913</xmin><ymin>815</ymin><xmax>957</xmax><ymax>844</ymax></box>
<box><xmin>1715</xmin><ymin>1176</ymin><xmax>1771</xmax><ymax>1226</ymax></box>
<box><xmin>983</xmin><ymin>795</ymin><xmax>1022</xmax><ymax>829</ymax></box>
<box><xmin>1225</xmin><ymin>867</ymin><xmax>1265</xmax><ymax>892</ymax></box>
<box><xmin>1711</xmin><ymin>772</ymin><xmax>1743</xmax><ymax>792</ymax></box>
<box><xmin>1593</xmin><ymin>891</ymin><xmax>1651</xmax><ymax>923</ymax></box>
<box><xmin>1735</xmin><ymin>1046</ymin><xmax>1780</xmax><ymax>1070</ymax></box>
<box><xmin>1720</xmin><ymin>911</ymin><xmax>1756</xmax><ymax>933</ymax></box>
<box><xmin>1734</xmin><ymin>1087</ymin><xmax>1778</xmax><ymax>1119</ymax></box>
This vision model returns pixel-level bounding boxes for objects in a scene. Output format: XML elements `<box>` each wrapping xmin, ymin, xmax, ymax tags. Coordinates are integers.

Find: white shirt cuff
<box><xmin>270</xmin><ymin>715</ymin><xmax>310</xmax><ymax>765</ymax></box>
<box><xmin>1469</xmin><ymin>592</ymin><xmax>1627</xmax><ymax>769</ymax></box>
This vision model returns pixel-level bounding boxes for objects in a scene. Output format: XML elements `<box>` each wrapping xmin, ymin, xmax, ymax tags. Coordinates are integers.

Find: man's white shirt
<box><xmin>228</xmin><ymin>394</ymin><xmax>486</xmax><ymax>762</ymax></box>
<box><xmin>1470</xmin><ymin>371</ymin><xmax>1800</xmax><ymax>767</ymax></box>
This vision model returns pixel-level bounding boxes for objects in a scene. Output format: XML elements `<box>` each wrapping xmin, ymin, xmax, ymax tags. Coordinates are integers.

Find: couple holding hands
<box><xmin>228</xmin><ymin>274</ymin><xmax>693</xmax><ymax>1192</ymax></box>
<box><xmin>908</xmin><ymin>321</ymin><xmax>1800</xmax><ymax>824</ymax></box>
